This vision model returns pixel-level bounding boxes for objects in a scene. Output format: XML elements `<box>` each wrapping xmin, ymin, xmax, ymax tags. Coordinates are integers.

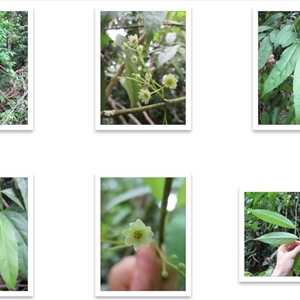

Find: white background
<box><xmin>0</xmin><ymin>0</ymin><xmax>295</xmax><ymax>299</ymax></box>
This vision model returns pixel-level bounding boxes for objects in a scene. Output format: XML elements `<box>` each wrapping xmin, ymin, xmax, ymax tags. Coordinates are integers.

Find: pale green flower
<box><xmin>137</xmin><ymin>45</ymin><xmax>143</xmax><ymax>54</ymax></box>
<box><xmin>138</xmin><ymin>89</ymin><xmax>151</xmax><ymax>104</ymax></box>
<box><xmin>122</xmin><ymin>219</ymin><xmax>154</xmax><ymax>251</ymax></box>
<box><xmin>128</xmin><ymin>34</ymin><xmax>138</xmax><ymax>47</ymax></box>
<box><xmin>145</xmin><ymin>73</ymin><xmax>152</xmax><ymax>80</ymax></box>
<box><xmin>131</xmin><ymin>55</ymin><xmax>138</xmax><ymax>63</ymax></box>
<box><xmin>122</xmin><ymin>42</ymin><xmax>129</xmax><ymax>51</ymax></box>
<box><xmin>162</xmin><ymin>74</ymin><xmax>178</xmax><ymax>89</ymax></box>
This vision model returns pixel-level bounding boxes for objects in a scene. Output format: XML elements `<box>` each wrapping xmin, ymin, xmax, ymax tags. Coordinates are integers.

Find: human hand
<box><xmin>272</xmin><ymin>241</ymin><xmax>300</xmax><ymax>276</ymax></box>
<box><xmin>108</xmin><ymin>244</ymin><xmax>179</xmax><ymax>290</ymax></box>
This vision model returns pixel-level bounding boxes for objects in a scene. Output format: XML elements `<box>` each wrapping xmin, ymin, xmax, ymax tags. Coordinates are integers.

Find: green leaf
<box><xmin>157</xmin><ymin>45</ymin><xmax>181</xmax><ymax>68</ymax></box>
<box><xmin>102</xmin><ymin>186</ymin><xmax>151</xmax><ymax>213</ymax></box>
<box><xmin>254</xmin><ymin>232</ymin><xmax>298</xmax><ymax>245</ymax></box>
<box><xmin>143</xmin><ymin>178</ymin><xmax>165</xmax><ymax>201</ymax></box>
<box><xmin>261</xmin><ymin>111</ymin><xmax>270</xmax><ymax>124</ymax></box>
<box><xmin>280</xmin><ymin>82</ymin><xmax>293</xmax><ymax>93</ymax></box>
<box><xmin>269</xmin><ymin>29</ymin><xmax>279</xmax><ymax>43</ymax></box>
<box><xmin>101</xmin><ymin>33</ymin><xmax>111</xmax><ymax>48</ymax></box>
<box><xmin>258</xmin><ymin>25</ymin><xmax>273</xmax><ymax>32</ymax></box>
<box><xmin>284</xmin><ymin>106</ymin><xmax>295</xmax><ymax>124</ymax></box>
<box><xmin>258</xmin><ymin>33</ymin><xmax>267</xmax><ymax>41</ymax></box>
<box><xmin>0</xmin><ymin>212</ymin><xmax>18</xmax><ymax>290</ymax></box>
<box><xmin>143</xmin><ymin>11</ymin><xmax>166</xmax><ymax>49</ymax></box>
<box><xmin>271</xmin><ymin>107</ymin><xmax>280</xmax><ymax>124</ymax></box>
<box><xmin>14</xmin><ymin>178</ymin><xmax>27</xmax><ymax>212</ymax></box>
<box><xmin>123</xmin><ymin>49</ymin><xmax>140</xmax><ymax>108</ymax></box>
<box><xmin>101</xmin><ymin>61</ymin><xmax>106</xmax><ymax>113</ymax></box>
<box><xmin>262</xmin><ymin>12</ymin><xmax>284</xmax><ymax>26</ymax></box>
<box><xmin>165</xmin><ymin>207</ymin><xmax>185</xmax><ymax>270</ymax></box>
<box><xmin>262</xmin><ymin>44</ymin><xmax>300</xmax><ymax>97</ymax></box>
<box><xmin>294</xmin><ymin>254</ymin><xmax>300</xmax><ymax>275</ymax></box>
<box><xmin>177</xmin><ymin>178</ymin><xmax>186</xmax><ymax>207</ymax></box>
<box><xmin>258</xmin><ymin>35</ymin><xmax>272</xmax><ymax>70</ymax></box>
<box><xmin>2</xmin><ymin>210</ymin><xmax>28</xmax><ymax>278</ymax></box>
<box><xmin>293</xmin><ymin>55</ymin><xmax>300</xmax><ymax>124</ymax></box>
<box><xmin>281</xmin><ymin>31</ymin><xmax>297</xmax><ymax>48</ymax></box>
<box><xmin>143</xmin><ymin>11</ymin><xmax>166</xmax><ymax>35</ymax></box>
<box><xmin>115</xmin><ymin>34</ymin><xmax>140</xmax><ymax>108</ymax></box>
<box><xmin>250</xmin><ymin>209</ymin><xmax>296</xmax><ymax>228</ymax></box>
<box><xmin>0</xmin><ymin>183</ymin><xmax>3</xmax><ymax>212</ymax></box>
<box><xmin>1</xmin><ymin>187</ymin><xmax>25</xmax><ymax>210</ymax></box>
<box><xmin>274</xmin><ymin>25</ymin><xmax>292</xmax><ymax>49</ymax></box>
<box><xmin>101</xmin><ymin>11</ymin><xmax>128</xmax><ymax>31</ymax></box>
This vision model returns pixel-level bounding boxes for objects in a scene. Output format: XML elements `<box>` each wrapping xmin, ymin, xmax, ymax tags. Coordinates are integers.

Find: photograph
<box><xmin>239</xmin><ymin>189</ymin><xmax>300</xmax><ymax>282</ymax></box>
<box><xmin>95</xmin><ymin>6</ymin><xmax>191</xmax><ymax>130</ymax></box>
<box><xmin>254</xmin><ymin>9</ymin><xmax>300</xmax><ymax>130</ymax></box>
<box><xmin>0</xmin><ymin>9</ymin><xmax>33</xmax><ymax>129</ymax></box>
<box><xmin>0</xmin><ymin>176</ymin><xmax>33</xmax><ymax>296</ymax></box>
<box><xmin>95</xmin><ymin>175</ymin><xmax>191</xmax><ymax>297</ymax></box>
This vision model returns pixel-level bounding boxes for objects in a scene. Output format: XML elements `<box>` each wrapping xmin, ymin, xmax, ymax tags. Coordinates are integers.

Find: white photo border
<box><xmin>239</xmin><ymin>187</ymin><xmax>300</xmax><ymax>282</ymax></box>
<box><xmin>95</xmin><ymin>173</ymin><xmax>192</xmax><ymax>297</ymax></box>
<box><xmin>0</xmin><ymin>8</ymin><xmax>33</xmax><ymax>131</ymax></box>
<box><xmin>0</xmin><ymin>174</ymin><xmax>33</xmax><ymax>296</ymax></box>
<box><xmin>95</xmin><ymin>3</ymin><xmax>191</xmax><ymax>130</ymax></box>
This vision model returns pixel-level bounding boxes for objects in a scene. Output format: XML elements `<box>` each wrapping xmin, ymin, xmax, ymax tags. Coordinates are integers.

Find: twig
<box><xmin>2</xmin><ymin>198</ymin><xmax>9</xmax><ymax>209</ymax></box>
<box><xmin>115</xmin><ymin>101</ymin><xmax>141</xmax><ymax>124</ymax></box>
<box><xmin>158</xmin><ymin>178</ymin><xmax>173</xmax><ymax>248</ymax></box>
<box><xmin>101</xmin><ymin>96</ymin><xmax>185</xmax><ymax>118</ymax></box>
<box><xmin>107</xmin><ymin>97</ymin><xmax>141</xmax><ymax>124</ymax></box>
<box><xmin>107</xmin><ymin>97</ymin><xmax>127</xmax><ymax>124</ymax></box>
<box><xmin>137</xmin><ymin>102</ymin><xmax>155</xmax><ymax>124</ymax></box>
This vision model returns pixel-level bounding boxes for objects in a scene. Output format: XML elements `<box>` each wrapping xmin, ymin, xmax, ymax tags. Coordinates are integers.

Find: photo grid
<box><xmin>7</xmin><ymin>1</ymin><xmax>298</xmax><ymax>298</ymax></box>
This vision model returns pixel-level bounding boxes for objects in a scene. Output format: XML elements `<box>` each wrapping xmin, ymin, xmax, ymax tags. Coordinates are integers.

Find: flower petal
<box><xmin>122</xmin><ymin>229</ymin><xmax>131</xmax><ymax>237</ymax></box>
<box><xmin>135</xmin><ymin>219</ymin><xmax>145</xmax><ymax>228</ymax></box>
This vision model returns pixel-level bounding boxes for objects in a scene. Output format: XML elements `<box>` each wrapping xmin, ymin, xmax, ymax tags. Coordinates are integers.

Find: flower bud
<box><xmin>161</xmin><ymin>270</ymin><xmax>169</xmax><ymax>278</ymax></box>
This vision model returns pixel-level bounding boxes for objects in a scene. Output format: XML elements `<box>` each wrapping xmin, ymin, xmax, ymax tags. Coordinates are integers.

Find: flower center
<box><xmin>133</xmin><ymin>230</ymin><xmax>143</xmax><ymax>239</ymax></box>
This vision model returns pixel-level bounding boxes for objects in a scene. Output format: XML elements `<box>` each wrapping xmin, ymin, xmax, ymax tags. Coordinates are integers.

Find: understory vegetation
<box><xmin>0</xmin><ymin>11</ymin><xmax>28</xmax><ymax>125</ymax></box>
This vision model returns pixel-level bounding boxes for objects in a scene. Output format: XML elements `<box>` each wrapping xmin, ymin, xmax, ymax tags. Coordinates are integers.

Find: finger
<box><xmin>290</xmin><ymin>244</ymin><xmax>300</xmax><ymax>257</ymax></box>
<box><xmin>286</xmin><ymin>241</ymin><xmax>300</xmax><ymax>251</ymax></box>
<box><xmin>130</xmin><ymin>244</ymin><xmax>162</xmax><ymax>290</ymax></box>
<box><xmin>108</xmin><ymin>256</ymin><xmax>135</xmax><ymax>291</ymax></box>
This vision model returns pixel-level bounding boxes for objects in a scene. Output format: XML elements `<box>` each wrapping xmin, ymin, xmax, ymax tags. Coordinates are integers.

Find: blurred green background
<box><xmin>100</xmin><ymin>177</ymin><xmax>186</xmax><ymax>291</ymax></box>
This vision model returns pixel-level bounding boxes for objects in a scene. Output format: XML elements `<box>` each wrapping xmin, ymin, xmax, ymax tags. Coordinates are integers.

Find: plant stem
<box><xmin>158</xmin><ymin>178</ymin><xmax>173</xmax><ymax>247</ymax></box>
<box><xmin>101</xmin><ymin>245</ymin><xmax>128</xmax><ymax>252</ymax></box>
<box><xmin>101</xmin><ymin>97</ymin><xmax>185</xmax><ymax>118</ymax></box>
<box><xmin>101</xmin><ymin>240</ymin><xmax>124</xmax><ymax>245</ymax></box>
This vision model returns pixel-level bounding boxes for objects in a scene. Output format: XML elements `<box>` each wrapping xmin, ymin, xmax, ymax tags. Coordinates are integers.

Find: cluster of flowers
<box><xmin>122</xmin><ymin>34</ymin><xmax>178</xmax><ymax>104</ymax></box>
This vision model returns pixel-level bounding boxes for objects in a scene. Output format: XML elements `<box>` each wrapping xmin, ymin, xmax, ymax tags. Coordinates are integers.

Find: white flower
<box><xmin>128</xmin><ymin>34</ymin><xmax>138</xmax><ymax>47</ymax></box>
<box><xmin>162</xmin><ymin>74</ymin><xmax>178</xmax><ymax>89</ymax></box>
<box><xmin>138</xmin><ymin>89</ymin><xmax>151</xmax><ymax>104</ymax></box>
<box><xmin>131</xmin><ymin>55</ymin><xmax>138</xmax><ymax>63</ymax></box>
<box><xmin>122</xmin><ymin>219</ymin><xmax>154</xmax><ymax>251</ymax></box>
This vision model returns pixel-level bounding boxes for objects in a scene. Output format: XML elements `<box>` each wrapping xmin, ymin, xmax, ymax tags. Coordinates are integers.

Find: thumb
<box><xmin>291</xmin><ymin>244</ymin><xmax>300</xmax><ymax>257</ymax></box>
<box><xmin>129</xmin><ymin>244</ymin><xmax>162</xmax><ymax>291</ymax></box>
